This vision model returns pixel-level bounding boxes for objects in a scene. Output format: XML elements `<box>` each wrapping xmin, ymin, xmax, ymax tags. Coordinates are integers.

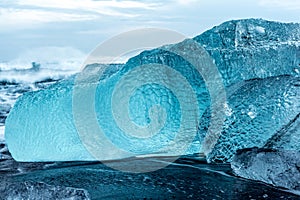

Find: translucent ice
<box><xmin>5</xmin><ymin>19</ymin><xmax>300</xmax><ymax>162</ymax></box>
<box><xmin>5</xmin><ymin>77</ymin><xmax>96</xmax><ymax>161</ymax></box>
<box><xmin>5</xmin><ymin>57</ymin><xmax>207</xmax><ymax>161</ymax></box>
<box><xmin>231</xmin><ymin>148</ymin><xmax>300</xmax><ymax>192</ymax></box>
<box><xmin>199</xmin><ymin>75</ymin><xmax>300</xmax><ymax>163</ymax></box>
<box><xmin>0</xmin><ymin>181</ymin><xmax>90</xmax><ymax>200</ymax></box>
<box><xmin>264</xmin><ymin>113</ymin><xmax>300</xmax><ymax>150</ymax></box>
<box><xmin>194</xmin><ymin>19</ymin><xmax>300</xmax><ymax>86</ymax></box>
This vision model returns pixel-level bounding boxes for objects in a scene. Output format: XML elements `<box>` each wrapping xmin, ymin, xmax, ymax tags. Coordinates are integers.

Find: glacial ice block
<box><xmin>264</xmin><ymin>113</ymin><xmax>300</xmax><ymax>150</ymax></box>
<box><xmin>5</xmin><ymin>58</ymin><xmax>209</xmax><ymax>162</ymax></box>
<box><xmin>194</xmin><ymin>18</ymin><xmax>300</xmax><ymax>86</ymax></box>
<box><xmin>198</xmin><ymin>75</ymin><xmax>300</xmax><ymax>163</ymax></box>
<box><xmin>231</xmin><ymin>148</ymin><xmax>300</xmax><ymax>192</ymax></box>
<box><xmin>0</xmin><ymin>181</ymin><xmax>90</xmax><ymax>200</ymax></box>
<box><xmin>5</xmin><ymin>77</ymin><xmax>96</xmax><ymax>161</ymax></box>
<box><xmin>5</xmin><ymin>19</ymin><xmax>300</xmax><ymax>162</ymax></box>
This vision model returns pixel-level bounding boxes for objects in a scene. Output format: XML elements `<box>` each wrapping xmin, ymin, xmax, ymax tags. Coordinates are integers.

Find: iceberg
<box><xmin>231</xmin><ymin>148</ymin><xmax>300</xmax><ymax>192</ymax></box>
<box><xmin>5</xmin><ymin>19</ymin><xmax>300</xmax><ymax>162</ymax></box>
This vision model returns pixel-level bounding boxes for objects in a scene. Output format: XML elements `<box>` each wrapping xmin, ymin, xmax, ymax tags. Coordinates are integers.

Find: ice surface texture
<box><xmin>231</xmin><ymin>148</ymin><xmax>300</xmax><ymax>192</ymax></box>
<box><xmin>195</xmin><ymin>18</ymin><xmax>300</xmax><ymax>86</ymax></box>
<box><xmin>5</xmin><ymin>19</ymin><xmax>300</xmax><ymax>162</ymax></box>
<box><xmin>0</xmin><ymin>181</ymin><xmax>90</xmax><ymax>200</ymax></box>
<box><xmin>264</xmin><ymin>113</ymin><xmax>300</xmax><ymax>150</ymax></box>
<box><xmin>198</xmin><ymin>75</ymin><xmax>300</xmax><ymax>162</ymax></box>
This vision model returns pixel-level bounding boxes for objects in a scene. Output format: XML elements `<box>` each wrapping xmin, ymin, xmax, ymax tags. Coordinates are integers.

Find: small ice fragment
<box><xmin>255</xmin><ymin>26</ymin><xmax>265</xmax><ymax>34</ymax></box>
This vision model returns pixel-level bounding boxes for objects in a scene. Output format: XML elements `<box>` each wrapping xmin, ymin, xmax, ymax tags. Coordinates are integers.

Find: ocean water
<box><xmin>0</xmin><ymin>60</ymin><xmax>78</xmax><ymax>137</ymax></box>
<box><xmin>0</xmin><ymin>58</ymin><xmax>73</xmax><ymax>134</ymax></box>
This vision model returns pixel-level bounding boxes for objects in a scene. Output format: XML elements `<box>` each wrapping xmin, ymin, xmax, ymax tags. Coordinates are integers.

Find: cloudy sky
<box><xmin>0</xmin><ymin>0</ymin><xmax>299</xmax><ymax>64</ymax></box>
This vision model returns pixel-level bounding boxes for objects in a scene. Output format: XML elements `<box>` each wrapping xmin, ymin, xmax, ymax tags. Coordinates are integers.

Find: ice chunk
<box><xmin>264</xmin><ymin>113</ymin><xmax>300</xmax><ymax>150</ymax></box>
<box><xmin>255</xmin><ymin>26</ymin><xmax>265</xmax><ymax>34</ymax></box>
<box><xmin>5</xmin><ymin>19</ymin><xmax>300</xmax><ymax>162</ymax></box>
<box><xmin>0</xmin><ymin>181</ymin><xmax>90</xmax><ymax>200</ymax></box>
<box><xmin>195</xmin><ymin>19</ymin><xmax>300</xmax><ymax>85</ymax></box>
<box><xmin>199</xmin><ymin>75</ymin><xmax>300</xmax><ymax>163</ymax></box>
<box><xmin>5</xmin><ymin>77</ymin><xmax>94</xmax><ymax>161</ymax></box>
<box><xmin>0</xmin><ymin>126</ymin><xmax>4</xmax><ymax>141</ymax></box>
<box><xmin>231</xmin><ymin>148</ymin><xmax>300</xmax><ymax>192</ymax></box>
<box><xmin>5</xmin><ymin>57</ymin><xmax>207</xmax><ymax>161</ymax></box>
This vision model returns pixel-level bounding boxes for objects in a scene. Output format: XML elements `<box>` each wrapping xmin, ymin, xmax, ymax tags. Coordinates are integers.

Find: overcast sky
<box><xmin>0</xmin><ymin>0</ymin><xmax>299</xmax><ymax>63</ymax></box>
